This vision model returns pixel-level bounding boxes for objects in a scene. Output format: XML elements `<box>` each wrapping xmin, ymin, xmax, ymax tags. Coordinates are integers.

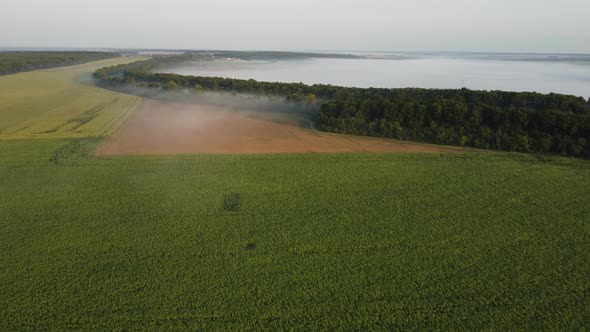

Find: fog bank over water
<box><xmin>161</xmin><ymin>53</ymin><xmax>590</xmax><ymax>98</ymax></box>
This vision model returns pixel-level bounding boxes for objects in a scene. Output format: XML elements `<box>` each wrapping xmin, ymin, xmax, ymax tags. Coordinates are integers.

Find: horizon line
<box><xmin>1</xmin><ymin>46</ymin><xmax>590</xmax><ymax>56</ymax></box>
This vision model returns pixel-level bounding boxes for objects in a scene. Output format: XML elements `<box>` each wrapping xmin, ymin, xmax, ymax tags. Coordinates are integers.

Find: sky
<box><xmin>1</xmin><ymin>0</ymin><xmax>589</xmax><ymax>53</ymax></box>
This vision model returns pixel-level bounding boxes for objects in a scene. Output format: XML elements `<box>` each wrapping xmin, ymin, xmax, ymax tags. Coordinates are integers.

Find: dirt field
<box><xmin>97</xmin><ymin>99</ymin><xmax>466</xmax><ymax>155</ymax></box>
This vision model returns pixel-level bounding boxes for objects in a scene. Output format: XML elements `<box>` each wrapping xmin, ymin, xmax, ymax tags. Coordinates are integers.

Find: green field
<box><xmin>0</xmin><ymin>61</ymin><xmax>589</xmax><ymax>330</ymax></box>
<box><xmin>0</xmin><ymin>51</ymin><xmax>118</xmax><ymax>75</ymax></box>
<box><xmin>0</xmin><ymin>58</ymin><xmax>142</xmax><ymax>139</ymax></box>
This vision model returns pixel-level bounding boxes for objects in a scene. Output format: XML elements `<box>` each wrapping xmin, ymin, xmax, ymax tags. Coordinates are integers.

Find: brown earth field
<box><xmin>97</xmin><ymin>99</ymin><xmax>469</xmax><ymax>155</ymax></box>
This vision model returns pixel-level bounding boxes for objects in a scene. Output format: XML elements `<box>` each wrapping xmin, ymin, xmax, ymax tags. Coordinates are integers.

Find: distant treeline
<box><xmin>205</xmin><ymin>50</ymin><xmax>363</xmax><ymax>60</ymax></box>
<box><xmin>94</xmin><ymin>58</ymin><xmax>590</xmax><ymax>158</ymax></box>
<box><xmin>0</xmin><ymin>51</ymin><xmax>118</xmax><ymax>75</ymax></box>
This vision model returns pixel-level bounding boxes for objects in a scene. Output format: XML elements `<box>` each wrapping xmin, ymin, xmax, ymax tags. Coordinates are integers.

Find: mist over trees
<box><xmin>94</xmin><ymin>58</ymin><xmax>590</xmax><ymax>158</ymax></box>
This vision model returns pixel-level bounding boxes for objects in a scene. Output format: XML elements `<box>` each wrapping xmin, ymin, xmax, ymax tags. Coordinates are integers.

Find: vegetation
<box><xmin>1</xmin><ymin>138</ymin><xmax>589</xmax><ymax>330</ymax></box>
<box><xmin>166</xmin><ymin>80</ymin><xmax>178</xmax><ymax>90</ymax></box>
<box><xmin>0</xmin><ymin>58</ymin><xmax>140</xmax><ymax>139</ymax></box>
<box><xmin>317</xmin><ymin>91</ymin><xmax>590</xmax><ymax>157</ymax></box>
<box><xmin>0</xmin><ymin>51</ymin><xmax>118</xmax><ymax>75</ymax></box>
<box><xmin>205</xmin><ymin>50</ymin><xmax>363</xmax><ymax>60</ymax></box>
<box><xmin>0</xmin><ymin>53</ymin><xmax>588</xmax><ymax>330</ymax></box>
<box><xmin>93</xmin><ymin>57</ymin><xmax>590</xmax><ymax>158</ymax></box>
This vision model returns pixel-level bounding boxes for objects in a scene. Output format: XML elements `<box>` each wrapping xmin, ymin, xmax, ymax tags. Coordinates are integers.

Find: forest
<box><xmin>94</xmin><ymin>57</ymin><xmax>590</xmax><ymax>158</ymax></box>
<box><xmin>0</xmin><ymin>51</ymin><xmax>117</xmax><ymax>75</ymax></box>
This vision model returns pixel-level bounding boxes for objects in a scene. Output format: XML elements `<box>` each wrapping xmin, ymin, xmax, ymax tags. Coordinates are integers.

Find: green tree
<box><xmin>167</xmin><ymin>81</ymin><xmax>177</xmax><ymax>90</ymax></box>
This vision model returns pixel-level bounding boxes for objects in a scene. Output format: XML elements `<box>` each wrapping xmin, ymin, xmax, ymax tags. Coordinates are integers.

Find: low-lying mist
<box><xmin>111</xmin><ymin>85</ymin><xmax>319</xmax><ymax>129</ymax></box>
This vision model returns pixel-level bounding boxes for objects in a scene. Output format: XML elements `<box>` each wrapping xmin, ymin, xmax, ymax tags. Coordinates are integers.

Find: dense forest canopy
<box><xmin>0</xmin><ymin>51</ymin><xmax>118</xmax><ymax>75</ymax></box>
<box><xmin>94</xmin><ymin>55</ymin><xmax>590</xmax><ymax>158</ymax></box>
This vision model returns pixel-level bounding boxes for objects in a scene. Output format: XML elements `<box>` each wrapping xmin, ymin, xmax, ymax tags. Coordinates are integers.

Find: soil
<box><xmin>97</xmin><ymin>99</ymin><xmax>466</xmax><ymax>155</ymax></box>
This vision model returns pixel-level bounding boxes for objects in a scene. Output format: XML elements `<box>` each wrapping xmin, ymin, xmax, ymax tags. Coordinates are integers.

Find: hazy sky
<box><xmin>1</xmin><ymin>0</ymin><xmax>589</xmax><ymax>53</ymax></box>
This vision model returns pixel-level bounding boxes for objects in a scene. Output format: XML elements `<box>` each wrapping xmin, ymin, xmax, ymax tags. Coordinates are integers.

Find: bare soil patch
<box><xmin>97</xmin><ymin>99</ymin><xmax>466</xmax><ymax>155</ymax></box>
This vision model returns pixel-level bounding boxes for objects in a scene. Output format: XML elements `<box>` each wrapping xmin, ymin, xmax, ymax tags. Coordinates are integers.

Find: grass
<box><xmin>0</xmin><ymin>139</ymin><xmax>588</xmax><ymax>330</ymax></box>
<box><xmin>0</xmin><ymin>51</ymin><xmax>118</xmax><ymax>75</ymax></box>
<box><xmin>0</xmin><ymin>57</ymin><xmax>143</xmax><ymax>139</ymax></box>
<box><xmin>0</xmin><ymin>60</ymin><xmax>588</xmax><ymax>330</ymax></box>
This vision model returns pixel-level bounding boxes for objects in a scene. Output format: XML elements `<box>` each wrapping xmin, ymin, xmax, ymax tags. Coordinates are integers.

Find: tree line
<box><xmin>94</xmin><ymin>58</ymin><xmax>590</xmax><ymax>158</ymax></box>
<box><xmin>317</xmin><ymin>94</ymin><xmax>590</xmax><ymax>157</ymax></box>
<box><xmin>0</xmin><ymin>51</ymin><xmax>118</xmax><ymax>75</ymax></box>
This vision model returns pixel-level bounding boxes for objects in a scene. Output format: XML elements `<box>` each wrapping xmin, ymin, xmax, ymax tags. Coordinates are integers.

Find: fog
<box><xmin>111</xmin><ymin>85</ymin><xmax>318</xmax><ymax>128</ymax></box>
<box><xmin>161</xmin><ymin>55</ymin><xmax>590</xmax><ymax>98</ymax></box>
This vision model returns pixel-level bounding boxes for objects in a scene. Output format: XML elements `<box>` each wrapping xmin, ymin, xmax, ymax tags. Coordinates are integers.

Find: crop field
<box><xmin>0</xmin><ymin>57</ymin><xmax>142</xmax><ymax>139</ymax></box>
<box><xmin>98</xmin><ymin>99</ymin><xmax>466</xmax><ymax>155</ymax></box>
<box><xmin>1</xmin><ymin>139</ymin><xmax>589</xmax><ymax>330</ymax></box>
<box><xmin>0</xmin><ymin>51</ymin><xmax>118</xmax><ymax>75</ymax></box>
<box><xmin>0</xmin><ymin>60</ymin><xmax>589</xmax><ymax>330</ymax></box>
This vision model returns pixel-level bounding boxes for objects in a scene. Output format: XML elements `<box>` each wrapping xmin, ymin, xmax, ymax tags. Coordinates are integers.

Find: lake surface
<box><xmin>162</xmin><ymin>53</ymin><xmax>590</xmax><ymax>98</ymax></box>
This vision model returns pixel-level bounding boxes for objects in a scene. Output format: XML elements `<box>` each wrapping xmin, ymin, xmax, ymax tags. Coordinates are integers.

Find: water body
<box><xmin>162</xmin><ymin>52</ymin><xmax>590</xmax><ymax>98</ymax></box>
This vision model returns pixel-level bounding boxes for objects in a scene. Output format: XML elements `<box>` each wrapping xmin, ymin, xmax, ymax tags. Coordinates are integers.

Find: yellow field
<box><xmin>0</xmin><ymin>57</ymin><xmax>145</xmax><ymax>139</ymax></box>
